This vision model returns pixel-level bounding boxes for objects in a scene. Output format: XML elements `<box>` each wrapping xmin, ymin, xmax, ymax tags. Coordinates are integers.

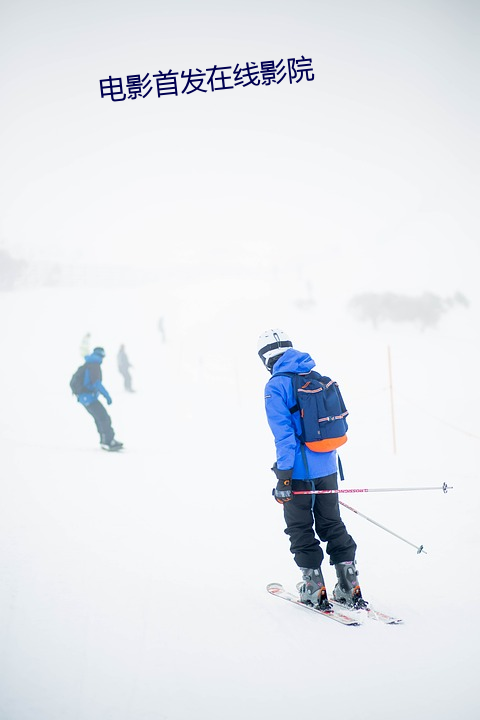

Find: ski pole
<box><xmin>292</xmin><ymin>482</ymin><xmax>452</xmax><ymax>496</ymax></box>
<box><xmin>338</xmin><ymin>499</ymin><xmax>427</xmax><ymax>554</ymax></box>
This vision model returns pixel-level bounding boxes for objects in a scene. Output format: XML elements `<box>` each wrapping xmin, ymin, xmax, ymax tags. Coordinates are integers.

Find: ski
<box><xmin>267</xmin><ymin>583</ymin><xmax>361</xmax><ymax>626</ymax></box>
<box><xmin>328</xmin><ymin>598</ymin><xmax>403</xmax><ymax>625</ymax></box>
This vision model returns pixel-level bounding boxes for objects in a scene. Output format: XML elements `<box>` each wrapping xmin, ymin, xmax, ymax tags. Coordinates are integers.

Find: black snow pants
<box><xmin>283</xmin><ymin>472</ymin><xmax>356</xmax><ymax>569</ymax></box>
<box><xmin>84</xmin><ymin>400</ymin><xmax>114</xmax><ymax>444</ymax></box>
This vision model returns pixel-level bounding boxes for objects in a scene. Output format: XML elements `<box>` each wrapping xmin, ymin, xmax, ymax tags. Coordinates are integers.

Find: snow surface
<box><xmin>1</xmin><ymin>277</ymin><xmax>478</xmax><ymax>720</ymax></box>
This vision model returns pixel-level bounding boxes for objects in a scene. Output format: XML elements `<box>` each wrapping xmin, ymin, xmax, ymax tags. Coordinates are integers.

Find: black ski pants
<box><xmin>283</xmin><ymin>472</ymin><xmax>356</xmax><ymax>569</ymax></box>
<box><xmin>83</xmin><ymin>400</ymin><xmax>114</xmax><ymax>444</ymax></box>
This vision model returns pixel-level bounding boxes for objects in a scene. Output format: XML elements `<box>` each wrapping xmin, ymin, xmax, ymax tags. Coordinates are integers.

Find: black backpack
<box><xmin>70</xmin><ymin>364</ymin><xmax>87</xmax><ymax>395</ymax></box>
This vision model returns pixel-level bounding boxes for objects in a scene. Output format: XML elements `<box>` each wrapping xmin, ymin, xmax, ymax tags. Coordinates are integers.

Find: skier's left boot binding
<box><xmin>298</xmin><ymin>568</ymin><xmax>332</xmax><ymax>611</ymax></box>
<box><xmin>333</xmin><ymin>561</ymin><xmax>368</xmax><ymax>609</ymax></box>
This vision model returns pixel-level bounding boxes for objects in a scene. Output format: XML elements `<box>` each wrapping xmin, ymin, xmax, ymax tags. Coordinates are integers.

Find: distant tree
<box><xmin>0</xmin><ymin>248</ymin><xmax>27</xmax><ymax>291</ymax></box>
<box><xmin>448</xmin><ymin>291</ymin><xmax>469</xmax><ymax>309</ymax></box>
<box><xmin>348</xmin><ymin>291</ymin><xmax>469</xmax><ymax>330</ymax></box>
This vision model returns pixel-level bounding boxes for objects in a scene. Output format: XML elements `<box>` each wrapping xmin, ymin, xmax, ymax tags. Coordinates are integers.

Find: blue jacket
<box><xmin>264</xmin><ymin>348</ymin><xmax>337</xmax><ymax>480</ymax></box>
<box><xmin>77</xmin><ymin>351</ymin><xmax>112</xmax><ymax>407</ymax></box>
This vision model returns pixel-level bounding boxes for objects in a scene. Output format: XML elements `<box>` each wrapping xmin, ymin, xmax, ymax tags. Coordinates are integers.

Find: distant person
<box><xmin>158</xmin><ymin>317</ymin><xmax>166</xmax><ymax>343</ymax></box>
<box><xmin>117</xmin><ymin>344</ymin><xmax>134</xmax><ymax>392</ymax></box>
<box><xmin>80</xmin><ymin>332</ymin><xmax>91</xmax><ymax>358</ymax></box>
<box><xmin>70</xmin><ymin>346</ymin><xmax>123</xmax><ymax>452</ymax></box>
<box><xmin>257</xmin><ymin>328</ymin><xmax>366</xmax><ymax>610</ymax></box>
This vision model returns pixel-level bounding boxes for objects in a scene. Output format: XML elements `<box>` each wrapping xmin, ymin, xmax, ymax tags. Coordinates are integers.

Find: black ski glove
<box><xmin>271</xmin><ymin>464</ymin><xmax>293</xmax><ymax>504</ymax></box>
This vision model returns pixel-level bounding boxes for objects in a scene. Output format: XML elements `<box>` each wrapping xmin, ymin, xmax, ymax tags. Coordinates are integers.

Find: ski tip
<box><xmin>366</xmin><ymin>607</ymin><xmax>404</xmax><ymax>624</ymax></box>
<box><xmin>266</xmin><ymin>583</ymin><xmax>284</xmax><ymax>593</ymax></box>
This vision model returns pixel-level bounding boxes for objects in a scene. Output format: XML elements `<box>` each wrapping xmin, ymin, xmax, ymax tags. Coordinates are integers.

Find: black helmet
<box><xmin>93</xmin><ymin>346</ymin><xmax>106</xmax><ymax>358</ymax></box>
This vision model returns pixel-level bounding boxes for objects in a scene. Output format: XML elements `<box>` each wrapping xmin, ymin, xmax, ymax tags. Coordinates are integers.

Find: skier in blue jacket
<box><xmin>77</xmin><ymin>347</ymin><xmax>123</xmax><ymax>451</ymax></box>
<box><xmin>258</xmin><ymin>329</ymin><xmax>366</xmax><ymax>610</ymax></box>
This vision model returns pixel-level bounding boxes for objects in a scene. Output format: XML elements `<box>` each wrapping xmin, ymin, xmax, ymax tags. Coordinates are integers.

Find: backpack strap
<box><xmin>273</xmin><ymin>371</ymin><xmax>311</xmax><ymax>415</ymax></box>
<box><xmin>299</xmin><ymin>443</ymin><xmax>310</xmax><ymax>480</ymax></box>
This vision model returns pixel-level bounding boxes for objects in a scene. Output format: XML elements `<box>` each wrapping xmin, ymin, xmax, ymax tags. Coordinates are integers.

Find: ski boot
<box><xmin>333</xmin><ymin>561</ymin><xmax>368</xmax><ymax>609</ymax></box>
<box><xmin>297</xmin><ymin>568</ymin><xmax>332</xmax><ymax>611</ymax></box>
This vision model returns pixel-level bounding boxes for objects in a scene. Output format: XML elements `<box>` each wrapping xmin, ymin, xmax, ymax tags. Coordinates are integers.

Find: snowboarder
<box><xmin>74</xmin><ymin>346</ymin><xmax>123</xmax><ymax>451</ymax></box>
<box><xmin>117</xmin><ymin>344</ymin><xmax>134</xmax><ymax>392</ymax></box>
<box><xmin>258</xmin><ymin>328</ymin><xmax>366</xmax><ymax>610</ymax></box>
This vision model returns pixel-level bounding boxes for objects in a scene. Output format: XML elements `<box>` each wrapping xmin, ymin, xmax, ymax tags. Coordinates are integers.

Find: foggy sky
<box><xmin>0</xmin><ymin>0</ymin><xmax>479</xmax><ymax>295</ymax></box>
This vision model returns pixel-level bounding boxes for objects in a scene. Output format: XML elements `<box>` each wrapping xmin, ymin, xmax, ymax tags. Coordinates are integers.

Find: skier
<box><xmin>117</xmin><ymin>344</ymin><xmax>134</xmax><ymax>392</ymax></box>
<box><xmin>258</xmin><ymin>329</ymin><xmax>366</xmax><ymax>610</ymax></box>
<box><xmin>75</xmin><ymin>346</ymin><xmax>123</xmax><ymax>451</ymax></box>
<box><xmin>80</xmin><ymin>332</ymin><xmax>91</xmax><ymax>358</ymax></box>
<box><xmin>158</xmin><ymin>316</ymin><xmax>166</xmax><ymax>343</ymax></box>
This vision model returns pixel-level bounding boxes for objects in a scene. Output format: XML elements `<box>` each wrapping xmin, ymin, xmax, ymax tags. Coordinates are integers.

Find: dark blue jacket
<box><xmin>77</xmin><ymin>351</ymin><xmax>112</xmax><ymax>407</ymax></box>
<box><xmin>264</xmin><ymin>348</ymin><xmax>337</xmax><ymax>480</ymax></box>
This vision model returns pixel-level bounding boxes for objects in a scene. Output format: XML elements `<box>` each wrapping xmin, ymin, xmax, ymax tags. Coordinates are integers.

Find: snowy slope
<box><xmin>0</xmin><ymin>277</ymin><xmax>479</xmax><ymax>720</ymax></box>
